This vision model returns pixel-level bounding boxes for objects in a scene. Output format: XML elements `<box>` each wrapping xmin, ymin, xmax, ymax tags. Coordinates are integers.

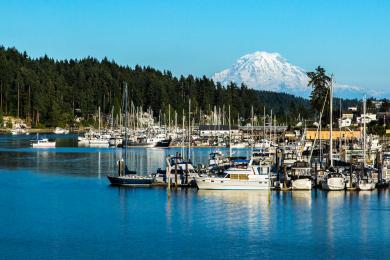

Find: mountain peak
<box><xmin>212</xmin><ymin>51</ymin><xmax>309</xmax><ymax>95</ymax></box>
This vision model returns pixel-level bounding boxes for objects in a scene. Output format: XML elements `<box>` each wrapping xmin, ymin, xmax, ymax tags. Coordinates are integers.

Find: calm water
<box><xmin>0</xmin><ymin>135</ymin><xmax>390</xmax><ymax>259</ymax></box>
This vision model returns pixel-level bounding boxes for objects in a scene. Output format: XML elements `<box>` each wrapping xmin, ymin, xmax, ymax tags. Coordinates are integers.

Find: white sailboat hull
<box><xmin>291</xmin><ymin>178</ymin><xmax>312</xmax><ymax>190</ymax></box>
<box><xmin>321</xmin><ymin>177</ymin><xmax>345</xmax><ymax>191</ymax></box>
<box><xmin>357</xmin><ymin>181</ymin><xmax>375</xmax><ymax>191</ymax></box>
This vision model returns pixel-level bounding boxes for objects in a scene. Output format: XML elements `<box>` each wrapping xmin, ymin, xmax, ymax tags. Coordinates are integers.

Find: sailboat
<box><xmin>107</xmin><ymin>83</ymin><xmax>154</xmax><ymax>186</ymax></box>
<box><xmin>321</xmin><ymin>76</ymin><xmax>345</xmax><ymax>191</ymax></box>
<box><xmin>356</xmin><ymin>96</ymin><xmax>376</xmax><ymax>191</ymax></box>
<box><xmin>88</xmin><ymin>106</ymin><xmax>109</xmax><ymax>146</ymax></box>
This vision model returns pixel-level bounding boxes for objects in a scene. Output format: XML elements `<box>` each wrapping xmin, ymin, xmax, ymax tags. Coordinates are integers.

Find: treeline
<box><xmin>1</xmin><ymin>46</ymin><xmax>315</xmax><ymax>127</ymax></box>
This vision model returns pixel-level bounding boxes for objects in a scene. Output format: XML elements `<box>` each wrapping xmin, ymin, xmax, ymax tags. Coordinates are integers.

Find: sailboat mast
<box><xmin>124</xmin><ymin>83</ymin><xmax>128</xmax><ymax>165</ymax></box>
<box><xmin>329</xmin><ymin>77</ymin><xmax>334</xmax><ymax>167</ymax></box>
<box><xmin>270</xmin><ymin>109</ymin><xmax>272</xmax><ymax>141</ymax></box>
<box><xmin>263</xmin><ymin>106</ymin><xmax>266</xmax><ymax>139</ymax></box>
<box><xmin>251</xmin><ymin>105</ymin><xmax>254</xmax><ymax>151</ymax></box>
<box><xmin>98</xmin><ymin>106</ymin><xmax>101</xmax><ymax>136</ymax></box>
<box><xmin>363</xmin><ymin>95</ymin><xmax>366</xmax><ymax>168</ymax></box>
<box><xmin>188</xmin><ymin>99</ymin><xmax>191</xmax><ymax>161</ymax></box>
<box><xmin>229</xmin><ymin>105</ymin><xmax>232</xmax><ymax>157</ymax></box>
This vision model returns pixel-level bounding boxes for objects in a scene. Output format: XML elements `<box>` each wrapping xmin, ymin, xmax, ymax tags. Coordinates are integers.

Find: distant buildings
<box><xmin>306</xmin><ymin>129</ymin><xmax>361</xmax><ymax>140</ymax></box>
<box><xmin>357</xmin><ymin>113</ymin><xmax>377</xmax><ymax>124</ymax></box>
<box><xmin>198</xmin><ymin>125</ymin><xmax>239</xmax><ymax>138</ymax></box>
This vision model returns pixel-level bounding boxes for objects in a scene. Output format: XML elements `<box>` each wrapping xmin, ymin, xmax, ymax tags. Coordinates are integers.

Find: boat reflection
<box><xmin>291</xmin><ymin>190</ymin><xmax>312</xmax><ymax>206</ymax></box>
<box><xmin>197</xmin><ymin>190</ymin><xmax>271</xmax><ymax>240</ymax></box>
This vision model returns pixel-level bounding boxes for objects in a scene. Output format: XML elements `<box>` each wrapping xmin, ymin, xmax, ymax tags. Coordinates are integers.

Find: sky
<box><xmin>0</xmin><ymin>0</ymin><xmax>389</xmax><ymax>95</ymax></box>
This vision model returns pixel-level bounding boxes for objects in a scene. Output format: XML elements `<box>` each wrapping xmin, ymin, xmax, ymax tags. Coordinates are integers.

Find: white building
<box><xmin>339</xmin><ymin>118</ymin><xmax>352</xmax><ymax>128</ymax></box>
<box><xmin>199</xmin><ymin>125</ymin><xmax>239</xmax><ymax>138</ymax></box>
<box><xmin>357</xmin><ymin>113</ymin><xmax>377</xmax><ymax>124</ymax></box>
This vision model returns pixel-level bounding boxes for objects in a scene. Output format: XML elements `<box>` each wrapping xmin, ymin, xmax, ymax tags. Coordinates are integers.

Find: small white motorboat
<box><xmin>53</xmin><ymin>127</ymin><xmax>69</xmax><ymax>134</ymax></box>
<box><xmin>31</xmin><ymin>135</ymin><xmax>56</xmax><ymax>148</ymax></box>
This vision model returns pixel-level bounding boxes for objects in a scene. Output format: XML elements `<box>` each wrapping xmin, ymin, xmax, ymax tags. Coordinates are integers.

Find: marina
<box><xmin>1</xmin><ymin>1</ymin><xmax>390</xmax><ymax>258</ymax></box>
<box><xmin>0</xmin><ymin>135</ymin><xmax>390</xmax><ymax>258</ymax></box>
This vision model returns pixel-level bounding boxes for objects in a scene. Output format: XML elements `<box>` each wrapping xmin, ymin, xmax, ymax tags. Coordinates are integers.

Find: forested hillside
<box><xmin>0</xmin><ymin>46</ymin><xmax>315</xmax><ymax>127</ymax></box>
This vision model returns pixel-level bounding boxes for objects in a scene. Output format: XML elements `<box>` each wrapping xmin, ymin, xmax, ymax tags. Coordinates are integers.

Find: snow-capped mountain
<box><xmin>212</xmin><ymin>51</ymin><xmax>380</xmax><ymax>98</ymax></box>
<box><xmin>212</xmin><ymin>51</ymin><xmax>309</xmax><ymax>95</ymax></box>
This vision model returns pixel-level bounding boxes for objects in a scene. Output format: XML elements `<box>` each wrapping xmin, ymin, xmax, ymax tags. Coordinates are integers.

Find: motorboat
<box><xmin>53</xmin><ymin>127</ymin><xmax>69</xmax><ymax>134</ymax></box>
<box><xmin>31</xmin><ymin>135</ymin><xmax>56</xmax><ymax>148</ymax></box>
<box><xmin>196</xmin><ymin>159</ymin><xmax>271</xmax><ymax>190</ymax></box>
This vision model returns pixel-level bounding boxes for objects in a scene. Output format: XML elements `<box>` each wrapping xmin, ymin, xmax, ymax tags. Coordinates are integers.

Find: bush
<box><xmin>6</xmin><ymin>119</ymin><xmax>12</xmax><ymax>129</ymax></box>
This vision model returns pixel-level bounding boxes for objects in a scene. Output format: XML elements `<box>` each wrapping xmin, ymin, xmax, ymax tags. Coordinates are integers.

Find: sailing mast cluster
<box><xmin>105</xmin><ymin>81</ymin><xmax>390</xmax><ymax>191</ymax></box>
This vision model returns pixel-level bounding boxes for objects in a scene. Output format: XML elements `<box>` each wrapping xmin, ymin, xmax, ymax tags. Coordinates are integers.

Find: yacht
<box><xmin>196</xmin><ymin>159</ymin><xmax>271</xmax><ymax>190</ymax></box>
<box><xmin>321</xmin><ymin>170</ymin><xmax>345</xmax><ymax>191</ymax></box>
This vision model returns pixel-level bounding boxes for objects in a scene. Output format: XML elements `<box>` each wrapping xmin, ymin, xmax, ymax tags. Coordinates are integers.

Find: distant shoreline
<box><xmin>0</xmin><ymin>128</ymin><xmax>85</xmax><ymax>134</ymax></box>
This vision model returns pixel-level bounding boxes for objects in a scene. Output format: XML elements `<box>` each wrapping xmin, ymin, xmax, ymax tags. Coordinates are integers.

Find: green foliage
<box><xmin>307</xmin><ymin>66</ymin><xmax>331</xmax><ymax>114</ymax></box>
<box><xmin>0</xmin><ymin>46</ymin><xmax>314</xmax><ymax>126</ymax></box>
<box><xmin>6</xmin><ymin>118</ymin><xmax>12</xmax><ymax>129</ymax></box>
<box><xmin>367</xmin><ymin>121</ymin><xmax>385</xmax><ymax>135</ymax></box>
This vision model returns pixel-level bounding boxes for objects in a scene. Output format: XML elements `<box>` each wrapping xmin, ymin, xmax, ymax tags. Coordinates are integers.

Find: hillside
<box><xmin>0</xmin><ymin>46</ymin><xmax>315</xmax><ymax>127</ymax></box>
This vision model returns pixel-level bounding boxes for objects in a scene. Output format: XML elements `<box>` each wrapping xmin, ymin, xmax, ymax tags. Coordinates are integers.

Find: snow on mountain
<box><xmin>212</xmin><ymin>51</ymin><xmax>374</xmax><ymax>98</ymax></box>
<box><xmin>212</xmin><ymin>51</ymin><xmax>309</xmax><ymax>95</ymax></box>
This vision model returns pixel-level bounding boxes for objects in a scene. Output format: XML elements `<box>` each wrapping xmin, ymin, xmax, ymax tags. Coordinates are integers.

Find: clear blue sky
<box><xmin>0</xmin><ymin>0</ymin><xmax>389</xmax><ymax>94</ymax></box>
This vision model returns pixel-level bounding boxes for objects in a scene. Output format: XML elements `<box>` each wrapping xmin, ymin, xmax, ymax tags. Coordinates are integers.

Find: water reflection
<box><xmin>325</xmin><ymin>191</ymin><xmax>345</xmax><ymax>255</ymax></box>
<box><xmin>197</xmin><ymin>190</ymin><xmax>271</xmax><ymax>240</ymax></box>
<box><xmin>291</xmin><ymin>191</ymin><xmax>312</xmax><ymax>206</ymax></box>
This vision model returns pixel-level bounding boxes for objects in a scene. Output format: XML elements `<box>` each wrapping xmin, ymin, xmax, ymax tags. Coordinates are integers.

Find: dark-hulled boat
<box><xmin>107</xmin><ymin>83</ymin><xmax>155</xmax><ymax>187</ymax></box>
<box><xmin>155</xmin><ymin>138</ymin><xmax>171</xmax><ymax>148</ymax></box>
